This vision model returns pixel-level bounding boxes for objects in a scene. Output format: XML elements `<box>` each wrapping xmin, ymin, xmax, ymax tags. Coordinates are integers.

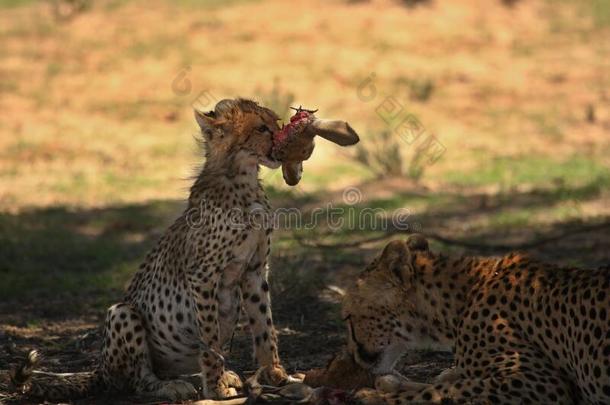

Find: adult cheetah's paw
<box><xmin>154</xmin><ymin>379</ymin><xmax>198</xmax><ymax>401</ymax></box>
<box><xmin>353</xmin><ymin>388</ymin><xmax>386</xmax><ymax>405</ymax></box>
<box><xmin>375</xmin><ymin>373</ymin><xmax>409</xmax><ymax>393</ymax></box>
<box><xmin>434</xmin><ymin>366</ymin><xmax>460</xmax><ymax>383</ymax></box>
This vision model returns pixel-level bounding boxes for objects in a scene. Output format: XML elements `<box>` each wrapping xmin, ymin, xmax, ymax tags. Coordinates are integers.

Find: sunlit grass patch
<box><xmin>546</xmin><ymin>0</ymin><xmax>610</xmax><ymax>30</ymax></box>
<box><xmin>590</xmin><ymin>0</ymin><xmax>610</xmax><ymax>27</ymax></box>
<box><xmin>486</xmin><ymin>207</ymin><xmax>557</xmax><ymax>229</ymax></box>
<box><xmin>163</xmin><ymin>0</ymin><xmax>261</xmax><ymax>8</ymax></box>
<box><xmin>87</xmin><ymin>98</ymin><xmax>182</xmax><ymax>121</ymax></box>
<box><xmin>442</xmin><ymin>155</ymin><xmax>610</xmax><ymax>189</ymax></box>
<box><xmin>0</xmin><ymin>0</ymin><xmax>36</xmax><ymax>8</ymax></box>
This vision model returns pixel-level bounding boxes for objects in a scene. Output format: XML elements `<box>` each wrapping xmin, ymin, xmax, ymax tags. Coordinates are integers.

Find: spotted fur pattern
<box><xmin>344</xmin><ymin>235</ymin><xmax>610</xmax><ymax>404</ymax></box>
<box><xmin>12</xmin><ymin>99</ymin><xmax>288</xmax><ymax>401</ymax></box>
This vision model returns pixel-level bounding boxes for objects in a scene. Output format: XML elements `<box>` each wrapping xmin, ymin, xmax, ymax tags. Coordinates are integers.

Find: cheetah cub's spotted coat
<box><xmin>12</xmin><ymin>99</ymin><xmax>288</xmax><ymax>401</ymax></box>
<box><xmin>345</xmin><ymin>235</ymin><xmax>610</xmax><ymax>405</ymax></box>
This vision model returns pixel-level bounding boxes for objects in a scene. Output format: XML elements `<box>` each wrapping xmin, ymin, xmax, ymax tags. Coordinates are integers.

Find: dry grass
<box><xmin>0</xmin><ymin>0</ymin><xmax>608</xmax><ymax>211</ymax></box>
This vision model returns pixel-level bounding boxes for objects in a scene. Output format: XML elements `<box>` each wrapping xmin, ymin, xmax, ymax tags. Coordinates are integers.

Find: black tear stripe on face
<box><xmin>392</xmin><ymin>264</ymin><xmax>404</xmax><ymax>283</ymax></box>
<box><xmin>348</xmin><ymin>317</ymin><xmax>380</xmax><ymax>365</ymax></box>
<box><xmin>410</xmin><ymin>251</ymin><xmax>419</xmax><ymax>283</ymax></box>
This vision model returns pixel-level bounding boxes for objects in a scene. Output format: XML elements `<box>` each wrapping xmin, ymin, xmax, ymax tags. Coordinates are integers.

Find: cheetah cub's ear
<box><xmin>194</xmin><ymin>109</ymin><xmax>222</xmax><ymax>138</ymax></box>
<box><xmin>194</xmin><ymin>99</ymin><xmax>237</xmax><ymax>139</ymax></box>
<box><xmin>380</xmin><ymin>240</ymin><xmax>415</xmax><ymax>285</ymax></box>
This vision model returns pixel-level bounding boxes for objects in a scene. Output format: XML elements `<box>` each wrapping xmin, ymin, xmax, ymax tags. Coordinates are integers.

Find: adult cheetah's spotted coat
<box><xmin>11</xmin><ymin>99</ymin><xmax>288</xmax><ymax>401</ymax></box>
<box><xmin>344</xmin><ymin>235</ymin><xmax>610</xmax><ymax>404</ymax></box>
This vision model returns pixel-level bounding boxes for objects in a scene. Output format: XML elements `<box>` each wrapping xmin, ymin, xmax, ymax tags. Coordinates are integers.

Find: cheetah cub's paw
<box><xmin>153</xmin><ymin>379</ymin><xmax>198</xmax><ymax>401</ymax></box>
<box><xmin>246</xmin><ymin>364</ymin><xmax>290</xmax><ymax>392</ymax></box>
<box><xmin>217</xmin><ymin>370</ymin><xmax>244</xmax><ymax>398</ymax></box>
<box><xmin>260</xmin><ymin>364</ymin><xmax>289</xmax><ymax>386</ymax></box>
<box><xmin>213</xmin><ymin>385</ymin><xmax>238</xmax><ymax>399</ymax></box>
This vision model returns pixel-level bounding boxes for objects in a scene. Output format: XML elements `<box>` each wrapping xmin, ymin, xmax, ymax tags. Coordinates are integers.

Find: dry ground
<box><xmin>1</xmin><ymin>0</ymin><xmax>609</xmax><ymax>403</ymax></box>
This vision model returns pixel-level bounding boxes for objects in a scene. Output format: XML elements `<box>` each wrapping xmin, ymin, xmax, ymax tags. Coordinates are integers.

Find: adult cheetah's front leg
<box><xmin>356</xmin><ymin>369</ymin><xmax>577</xmax><ymax>405</ymax></box>
<box><xmin>241</xmin><ymin>260</ymin><xmax>288</xmax><ymax>385</ymax></box>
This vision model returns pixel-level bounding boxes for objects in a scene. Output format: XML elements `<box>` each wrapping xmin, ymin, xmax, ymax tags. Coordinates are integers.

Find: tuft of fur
<box><xmin>10</xmin><ymin>350</ymin><xmax>40</xmax><ymax>393</ymax></box>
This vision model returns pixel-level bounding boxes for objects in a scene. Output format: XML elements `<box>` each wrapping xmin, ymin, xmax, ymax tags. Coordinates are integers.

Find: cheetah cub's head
<box><xmin>342</xmin><ymin>234</ymin><xmax>446</xmax><ymax>374</ymax></box>
<box><xmin>195</xmin><ymin>98</ymin><xmax>282</xmax><ymax>170</ymax></box>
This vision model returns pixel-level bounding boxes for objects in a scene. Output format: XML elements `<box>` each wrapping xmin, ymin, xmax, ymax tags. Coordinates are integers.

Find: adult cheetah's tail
<box><xmin>10</xmin><ymin>350</ymin><xmax>104</xmax><ymax>400</ymax></box>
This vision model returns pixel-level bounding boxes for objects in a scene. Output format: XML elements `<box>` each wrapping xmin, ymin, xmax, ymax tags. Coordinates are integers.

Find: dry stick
<box><xmin>295</xmin><ymin>221</ymin><xmax>610</xmax><ymax>251</ymax></box>
<box><xmin>192</xmin><ymin>398</ymin><xmax>247</xmax><ymax>405</ymax></box>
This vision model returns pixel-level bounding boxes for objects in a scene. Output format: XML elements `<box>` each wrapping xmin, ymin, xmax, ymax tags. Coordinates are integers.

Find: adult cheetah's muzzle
<box><xmin>347</xmin><ymin>317</ymin><xmax>382</xmax><ymax>368</ymax></box>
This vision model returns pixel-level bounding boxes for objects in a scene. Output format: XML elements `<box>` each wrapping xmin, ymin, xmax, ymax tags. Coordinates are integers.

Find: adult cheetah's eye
<box><xmin>256</xmin><ymin>124</ymin><xmax>270</xmax><ymax>133</ymax></box>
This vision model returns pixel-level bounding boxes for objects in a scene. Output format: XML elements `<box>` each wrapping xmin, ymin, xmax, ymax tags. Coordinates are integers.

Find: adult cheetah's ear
<box><xmin>406</xmin><ymin>234</ymin><xmax>429</xmax><ymax>252</ymax></box>
<box><xmin>380</xmin><ymin>240</ymin><xmax>414</xmax><ymax>284</ymax></box>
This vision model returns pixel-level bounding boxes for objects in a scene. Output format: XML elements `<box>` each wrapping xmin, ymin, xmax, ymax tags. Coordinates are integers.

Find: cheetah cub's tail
<box><xmin>10</xmin><ymin>349</ymin><xmax>39</xmax><ymax>390</ymax></box>
<box><xmin>10</xmin><ymin>349</ymin><xmax>103</xmax><ymax>400</ymax></box>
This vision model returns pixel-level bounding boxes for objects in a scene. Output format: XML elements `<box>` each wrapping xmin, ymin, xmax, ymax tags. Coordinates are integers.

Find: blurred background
<box><xmin>0</xmin><ymin>0</ymin><xmax>609</xmax><ymax>401</ymax></box>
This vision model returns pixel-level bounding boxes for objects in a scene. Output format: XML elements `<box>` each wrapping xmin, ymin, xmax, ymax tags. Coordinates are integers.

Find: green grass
<box><xmin>546</xmin><ymin>0</ymin><xmax>610</xmax><ymax>30</ymax></box>
<box><xmin>487</xmin><ymin>207</ymin><xmax>553</xmax><ymax>229</ymax></box>
<box><xmin>0</xmin><ymin>0</ymin><xmax>260</xmax><ymax>9</ymax></box>
<box><xmin>169</xmin><ymin>0</ymin><xmax>261</xmax><ymax>8</ymax></box>
<box><xmin>442</xmin><ymin>155</ymin><xmax>610</xmax><ymax>189</ymax></box>
<box><xmin>0</xmin><ymin>202</ymin><xmax>178</xmax><ymax>303</ymax></box>
<box><xmin>1</xmin><ymin>168</ymin><xmax>607</xmax><ymax>312</ymax></box>
<box><xmin>124</xmin><ymin>33</ymin><xmax>191</xmax><ymax>60</ymax></box>
<box><xmin>0</xmin><ymin>0</ymin><xmax>36</xmax><ymax>8</ymax></box>
<box><xmin>101</xmin><ymin>0</ymin><xmax>260</xmax><ymax>11</ymax></box>
<box><xmin>526</xmin><ymin>111</ymin><xmax>563</xmax><ymax>140</ymax></box>
<box><xmin>590</xmin><ymin>0</ymin><xmax>610</xmax><ymax>27</ymax></box>
<box><xmin>88</xmin><ymin>98</ymin><xmax>181</xmax><ymax>121</ymax></box>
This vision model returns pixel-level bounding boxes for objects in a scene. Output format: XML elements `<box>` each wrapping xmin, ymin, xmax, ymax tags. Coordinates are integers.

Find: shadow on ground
<box><xmin>1</xmin><ymin>179</ymin><xmax>609</xmax><ymax>404</ymax></box>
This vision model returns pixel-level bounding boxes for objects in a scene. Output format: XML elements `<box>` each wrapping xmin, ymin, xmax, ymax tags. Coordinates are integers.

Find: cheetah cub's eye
<box><xmin>256</xmin><ymin>124</ymin><xmax>270</xmax><ymax>133</ymax></box>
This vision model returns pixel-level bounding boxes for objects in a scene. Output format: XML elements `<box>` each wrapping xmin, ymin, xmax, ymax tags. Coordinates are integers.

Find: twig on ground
<box><xmin>193</xmin><ymin>398</ymin><xmax>247</xmax><ymax>405</ymax></box>
<box><xmin>295</xmin><ymin>221</ymin><xmax>610</xmax><ymax>252</ymax></box>
<box><xmin>293</xmin><ymin>232</ymin><xmax>393</xmax><ymax>249</ymax></box>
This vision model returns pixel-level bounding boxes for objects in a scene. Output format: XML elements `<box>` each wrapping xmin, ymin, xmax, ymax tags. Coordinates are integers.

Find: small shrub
<box><xmin>257</xmin><ymin>79</ymin><xmax>296</xmax><ymax>121</ymax></box>
<box><xmin>353</xmin><ymin>129</ymin><xmax>431</xmax><ymax>181</ymax></box>
<box><xmin>394</xmin><ymin>76</ymin><xmax>435</xmax><ymax>103</ymax></box>
<box><xmin>400</xmin><ymin>0</ymin><xmax>432</xmax><ymax>8</ymax></box>
<box><xmin>408</xmin><ymin>78</ymin><xmax>435</xmax><ymax>102</ymax></box>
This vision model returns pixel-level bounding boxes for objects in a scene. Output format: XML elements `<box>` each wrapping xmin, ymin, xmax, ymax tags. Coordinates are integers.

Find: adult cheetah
<box><xmin>343</xmin><ymin>235</ymin><xmax>610</xmax><ymax>404</ymax></box>
<box><xmin>11</xmin><ymin>99</ymin><xmax>290</xmax><ymax>401</ymax></box>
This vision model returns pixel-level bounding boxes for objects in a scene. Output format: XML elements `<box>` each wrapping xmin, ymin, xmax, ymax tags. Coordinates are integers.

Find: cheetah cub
<box><xmin>12</xmin><ymin>99</ymin><xmax>289</xmax><ymax>401</ymax></box>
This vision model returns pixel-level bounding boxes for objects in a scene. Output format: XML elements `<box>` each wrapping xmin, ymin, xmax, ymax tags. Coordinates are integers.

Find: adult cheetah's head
<box><xmin>342</xmin><ymin>234</ymin><xmax>445</xmax><ymax>374</ymax></box>
<box><xmin>195</xmin><ymin>98</ymin><xmax>282</xmax><ymax>170</ymax></box>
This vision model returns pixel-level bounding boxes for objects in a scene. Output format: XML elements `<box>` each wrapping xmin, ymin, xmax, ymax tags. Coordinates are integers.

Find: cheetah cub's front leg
<box><xmin>241</xmin><ymin>261</ymin><xmax>288</xmax><ymax>386</ymax></box>
<box><xmin>188</xmin><ymin>276</ymin><xmax>241</xmax><ymax>399</ymax></box>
